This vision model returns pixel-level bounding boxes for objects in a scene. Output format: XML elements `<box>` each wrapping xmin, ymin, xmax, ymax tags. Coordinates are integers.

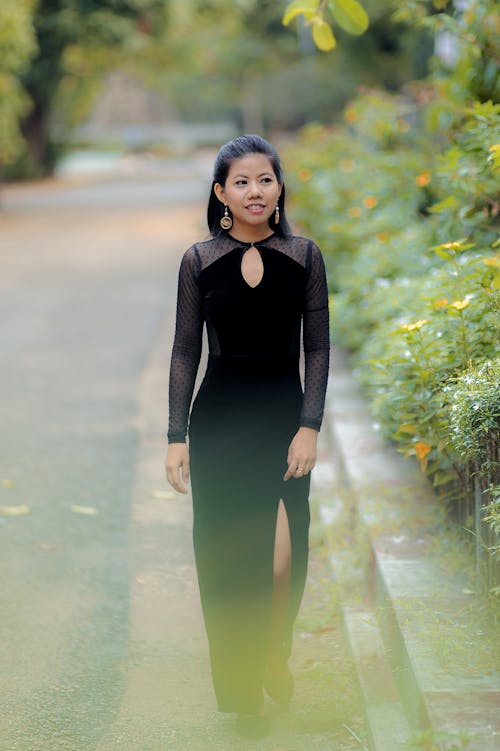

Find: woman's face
<box><xmin>214</xmin><ymin>153</ymin><xmax>282</xmax><ymax>239</ymax></box>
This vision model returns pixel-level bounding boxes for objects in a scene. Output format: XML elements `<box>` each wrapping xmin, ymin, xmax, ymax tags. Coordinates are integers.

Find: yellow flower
<box><xmin>347</xmin><ymin>207</ymin><xmax>362</xmax><ymax>218</ymax></box>
<box><xmin>376</xmin><ymin>231</ymin><xmax>390</xmax><ymax>243</ymax></box>
<box><xmin>415</xmin><ymin>442</ymin><xmax>431</xmax><ymax>459</ymax></box>
<box><xmin>400</xmin><ymin>319</ymin><xmax>429</xmax><ymax>332</ymax></box>
<box><xmin>344</xmin><ymin>108</ymin><xmax>358</xmax><ymax>124</ymax></box>
<box><xmin>297</xmin><ymin>168</ymin><xmax>313</xmax><ymax>182</ymax></box>
<box><xmin>440</xmin><ymin>241</ymin><xmax>462</xmax><ymax>250</ymax></box>
<box><xmin>363</xmin><ymin>196</ymin><xmax>378</xmax><ymax>209</ymax></box>
<box><xmin>449</xmin><ymin>299</ymin><xmax>469</xmax><ymax>310</ymax></box>
<box><xmin>483</xmin><ymin>255</ymin><xmax>500</xmax><ymax>268</ymax></box>
<box><xmin>416</xmin><ymin>170</ymin><xmax>431</xmax><ymax>187</ymax></box>
<box><xmin>434</xmin><ymin>298</ymin><xmax>448</xmax><ymax>308</ymax></box>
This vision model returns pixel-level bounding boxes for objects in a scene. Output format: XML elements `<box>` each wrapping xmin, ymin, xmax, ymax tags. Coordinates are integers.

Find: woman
<box><xmin>165</xmin><ymin>134</ymin><xmax>330</xmax><ymax>738</ymax></box>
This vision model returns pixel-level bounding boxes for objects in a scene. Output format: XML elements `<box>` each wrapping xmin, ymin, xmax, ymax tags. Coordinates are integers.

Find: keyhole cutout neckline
<box><xmin>240</xmin><ymin>245</ymin><xmax>264</xmax><ymax>289</ymax></box>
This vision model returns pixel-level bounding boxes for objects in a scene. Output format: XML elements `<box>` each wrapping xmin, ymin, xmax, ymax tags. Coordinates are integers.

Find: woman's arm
<box><xmin>284</xmin><ymin>241</ymin><xmax>330</xmax><ymax>481</ymax></box>
<box><xmin>165</xmin><ymin>246</ymin><xmax>203</xmax><ymax>493</ymax></box>
<box><xmin>300</xmin><ymin>240</ymin><xmax>330</xmax><ymax>432</ymax></box>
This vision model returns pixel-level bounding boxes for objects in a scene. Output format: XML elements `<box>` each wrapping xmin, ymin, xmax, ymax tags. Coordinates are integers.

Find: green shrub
<box><xmin>449</xmin><ymin>359</ymin><xmax>500</xmax><ymax>465</ymax></box>
<box><xmin>285</xmin><ymin>0</ymin><xmax>500</xmax><ymax>559</ymax></box>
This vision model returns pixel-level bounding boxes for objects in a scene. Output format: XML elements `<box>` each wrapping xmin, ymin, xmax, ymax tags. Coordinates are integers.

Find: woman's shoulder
<box><xmin>182</xmin><ymin>234</ymin><xmax>238</xmax><ymax>271</ymax></box>
<box><xmin>291</xmin><ymin>234</ymin><xmax>322</xmax><ymax>250</ymax></box>
<box><xmin>181</xmin><ymin>235</ymin><xmax>219</xmax><ymax>258</ymax></box>
<box><xmin>274</xmin><ymin>233</ymin><xmax>322</xmax><ymax>250</ymax></box>
<box><xmin>272</xmin><ymin>234</ymin><xmax>324</xmax><ymax>270</ymax></box>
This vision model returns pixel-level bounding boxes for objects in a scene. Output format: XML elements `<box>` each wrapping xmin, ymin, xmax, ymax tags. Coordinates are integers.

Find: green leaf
<box><xmin>283</xmin><ymin>0</ymin><xmax>320</xmax><ymax>26</ymax></box>
<box><xmin>329</xmin><ymin>0</ymin><xmax>369</xmax><ymax>35</ymax></box>
<box><xmin>429</xmin><ymin>195</ymin><xmax>458</xmax><ymax>213</ymax></box>
<box><xmin>434</xmin><ymin>248</ymin><xmax>453</xmax><ymax>260</ymax></box>
<box><xmin>312</xmin><ymin>18</ymin><xmax>336</xmax><ymax>51</ymax></box>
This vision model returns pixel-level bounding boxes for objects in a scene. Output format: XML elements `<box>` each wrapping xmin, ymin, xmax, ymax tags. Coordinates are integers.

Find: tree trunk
<box><xmin>21</xmin><ymin>99</ymin><xmax>52</xmax><ymax>177</ymax></box>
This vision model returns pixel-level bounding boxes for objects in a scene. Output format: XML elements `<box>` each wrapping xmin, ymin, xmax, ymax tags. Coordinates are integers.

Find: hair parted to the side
<box><xmin>206</xmin><ymin>134</ymin><xmax>292</xmax><ymax>238</ymax></box>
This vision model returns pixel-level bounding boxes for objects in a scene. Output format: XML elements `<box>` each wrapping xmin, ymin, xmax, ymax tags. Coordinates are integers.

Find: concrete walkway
<box><xmin>324</xmin><ymin>351</ymin><xmax>500</xmax><ymax>751</ymax></box>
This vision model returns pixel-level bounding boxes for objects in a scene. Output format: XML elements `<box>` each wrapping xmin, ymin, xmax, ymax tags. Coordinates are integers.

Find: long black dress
<box><xmin>167</xmin><ymin>231</ymin><xmax>330</xmax><ymax>714</ymax></box>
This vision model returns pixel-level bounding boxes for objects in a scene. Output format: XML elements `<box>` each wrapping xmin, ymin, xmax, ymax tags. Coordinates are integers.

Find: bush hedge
<box><xmin>285</xmin><ymin>0</ymin><xmax>500</xmax><ymax>578</ymax></box>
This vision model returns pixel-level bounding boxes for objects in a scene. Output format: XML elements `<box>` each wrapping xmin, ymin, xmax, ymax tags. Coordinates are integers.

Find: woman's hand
<box><xmin>165</xmin><ymin>443</ymin><xmax>190</xmax><ymax>494</ymax></box>
<box><xmin>283</xmin><ymin>427</ymin><xmax>318</xmax><ymax>481</ymax></box>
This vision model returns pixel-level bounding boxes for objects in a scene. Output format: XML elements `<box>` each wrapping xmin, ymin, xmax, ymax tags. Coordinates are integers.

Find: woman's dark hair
<box><xmin>207</xmin><ymin>134</ymin><xmax>292</xmax><ymax>238</ymax></box>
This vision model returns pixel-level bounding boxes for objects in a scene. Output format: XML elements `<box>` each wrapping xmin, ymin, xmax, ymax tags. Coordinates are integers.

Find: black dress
<box><xmin>167</xmin><ymin>232</ymin><xmax>330</xmax><ymax>714</ymax></box>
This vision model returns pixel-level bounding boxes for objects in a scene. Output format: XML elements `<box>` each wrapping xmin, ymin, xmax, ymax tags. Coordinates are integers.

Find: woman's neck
<box><xmin>229</xmin><ymin>222</ymin><xmax>274</xmax><ymax>244</ymax></box>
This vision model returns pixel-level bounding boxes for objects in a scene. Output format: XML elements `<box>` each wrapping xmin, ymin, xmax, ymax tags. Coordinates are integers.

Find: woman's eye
<box><xmin>235</xmin><ymin>180</ymin><xmax>247</xmax><ymax>186</ymax></box>
<box><xmin>261</xmin><ymin>177</ymin><xmax>273</xmax><ymax>183</ymax></box>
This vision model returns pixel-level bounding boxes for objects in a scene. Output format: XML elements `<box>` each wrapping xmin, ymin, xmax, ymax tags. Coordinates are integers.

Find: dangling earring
<box><xmin>220</xmin><ymin>205</ymin><xmax>233</xmax><ymax>230</ymax></box>
<box><xmin>274</xmin><ymin>204</ymin><xmax>280</xmax><ymax>225</ymax></box>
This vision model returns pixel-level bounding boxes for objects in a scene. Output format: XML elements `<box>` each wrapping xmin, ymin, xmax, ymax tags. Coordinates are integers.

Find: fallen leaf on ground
<box><xmin>152</xmin><ymin>489</ymin><xmax>176</xmax><ymax>500</ymax></box>
<box><xmin>311</xmin><ymin>624</ymin><xmax>336</xmax><ymax>633</ymax></box>
<box><xmin>70</xmin><ymin>504</ymin><xmax>99</xmax><ymax>515</ymax></box>
<box><xmin>1</xmin><ymin>479</ymin><xmax>15</xmax><ymax>489</ymax></box>
<box><xmin>0</xmin><ymin>504</ymin><xmax>30</xmax><ymax>515</ymax></box>
<box><xmin>39</xmin><ymin>543</ymin><xmax>57</xmax><ymax>551</ymax></box>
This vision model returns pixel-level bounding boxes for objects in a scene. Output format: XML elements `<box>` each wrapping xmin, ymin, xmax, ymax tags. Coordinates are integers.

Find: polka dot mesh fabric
<box><xmin>167</xmin><ymin>233</ymin><xmax>330</xmax><ymax>443</ymax></box>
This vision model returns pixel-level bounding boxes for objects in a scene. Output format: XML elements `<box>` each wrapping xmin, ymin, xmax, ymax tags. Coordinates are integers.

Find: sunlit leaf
<box><xmin>0</xmin><ymin>504</ymin><xmax>30</xmax><ymax>516</ymax></box>
<box><xmin>1</xmin><ymin>478</ymin><xmax>15</xmax><ymax>488</ymax></box>
<box><xmin>283</xmin><ymin>0</ymin><xmax>319</xmax><ymax>26</ymax></box>
<box><xmin>312</xmin><ymin>18</ymin><xmax>336</xmax><ymax>50</ymax></box>
<box><xmin>70</xmin><ymin>504</ymin><xmax>99</xmax><ymax>515</ymax></box>
<box><xmin>429</xmin><ymin>195</ymin><xmax>458</xmax><ymax>213</ymax></box>
<box><xmin>434</xmin><ymin>248</ymin><xmax>453</xmax><ymax>260</ymax></box>
<box><xmin>329</xmin><ymin>0</ymin><xmax>369</xmax><ymax>35</ymax></box>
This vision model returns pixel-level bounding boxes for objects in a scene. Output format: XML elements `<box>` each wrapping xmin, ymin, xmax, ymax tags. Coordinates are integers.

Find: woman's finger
<box><xmin>283</xmin><ymin>460</ymin><xmax>293</xmax><ymax>481</ymax></box>
<box><xmin>166</xmin><ymin>464</ymin><xmax>187</xmax><ymax>494</ymax></box>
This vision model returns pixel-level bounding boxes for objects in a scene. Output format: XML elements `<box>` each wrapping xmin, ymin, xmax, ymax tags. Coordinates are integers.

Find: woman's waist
<box><xmin>205</xmin><ymin>353</ymin><xmax>299</xmax><ymax>378</ymax></box>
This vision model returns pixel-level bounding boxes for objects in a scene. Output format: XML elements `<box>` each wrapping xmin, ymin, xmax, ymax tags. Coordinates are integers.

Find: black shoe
<box><xmin>235</xmin><ymin>713</ymin><xmax>270</xmax><ymax>739</ymax></box>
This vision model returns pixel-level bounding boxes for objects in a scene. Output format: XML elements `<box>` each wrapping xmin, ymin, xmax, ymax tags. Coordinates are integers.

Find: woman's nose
<box><xmin>247</xmin><ymin>181</ymin><xmax>262</xmax><ymax>196</ymax></box>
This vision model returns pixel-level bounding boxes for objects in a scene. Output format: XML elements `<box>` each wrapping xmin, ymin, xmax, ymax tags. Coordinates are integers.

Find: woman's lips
<box><xmin>246</xmin><ymin>204</ymin><xmax>266</xmax><ymax>214</ymax></box>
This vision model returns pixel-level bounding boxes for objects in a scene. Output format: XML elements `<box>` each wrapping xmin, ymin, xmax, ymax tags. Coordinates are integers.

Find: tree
<box><xmin>0</xmin><ymin>0</ymin><xmax>37</xmax><ymax>170</ymax></box>
<box><xmin>18</xmin><ymin>0</ymin><xmax>169</xmax><ymax>176</ymax></box>
<box><xmin>154</xmin><ymin>0</ymin><xmax>428</xmax><ymax>133</ymax></box>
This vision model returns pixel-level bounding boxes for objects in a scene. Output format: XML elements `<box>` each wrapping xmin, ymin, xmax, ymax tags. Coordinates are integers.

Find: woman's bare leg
<box><xmin>268</xmin><ymin>498</ymin><xmax>292</xmax><ymax>670</ymax></box>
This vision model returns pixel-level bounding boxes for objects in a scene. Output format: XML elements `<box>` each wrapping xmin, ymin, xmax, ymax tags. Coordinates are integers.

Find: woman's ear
<box><xmin>214</xmin><ymin>183</ymin><xmax>225</xmax><ymax>204</ymax></box>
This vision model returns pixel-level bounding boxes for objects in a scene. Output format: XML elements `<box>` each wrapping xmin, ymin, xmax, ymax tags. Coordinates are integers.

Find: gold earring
<box><xmin>274</xmin><ymin>204</ymin><xmax>280</xmax><ymax>224</ymax></box>
<box><xmin>220</xmin><ymin>205</ymin><xmax>233</xmax><ymax>230</ymax></box>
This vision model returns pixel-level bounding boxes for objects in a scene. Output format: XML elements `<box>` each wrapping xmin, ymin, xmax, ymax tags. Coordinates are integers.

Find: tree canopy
<box><xmin>3</xmin><ymin>0</ymin><xmax>433</xmax><ymax>177</ymax></box>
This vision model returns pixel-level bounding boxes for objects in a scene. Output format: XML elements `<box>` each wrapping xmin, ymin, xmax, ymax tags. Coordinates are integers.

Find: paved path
<box><xmin>0</xmin><ymin>162</ymin><xmax>366</xmax><ymax>751</ymax></box>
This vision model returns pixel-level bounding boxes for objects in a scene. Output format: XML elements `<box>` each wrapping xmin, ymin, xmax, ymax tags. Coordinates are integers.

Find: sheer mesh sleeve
<box><xmin>167</xmin><ymin>246</ymin><xmax>203</xmax><ymax>443</ymax></box>
<box><xmin>300</xmin><ymin>241</ymin><xmax>330</xmax><ymax>431</ymax></box>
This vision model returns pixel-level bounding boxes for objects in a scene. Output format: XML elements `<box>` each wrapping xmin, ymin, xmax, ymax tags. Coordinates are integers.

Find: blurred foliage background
<box><xmin>1</xmin><ymin>0</ymin><xmax>432</xmax><ymax>178</ymax></box>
